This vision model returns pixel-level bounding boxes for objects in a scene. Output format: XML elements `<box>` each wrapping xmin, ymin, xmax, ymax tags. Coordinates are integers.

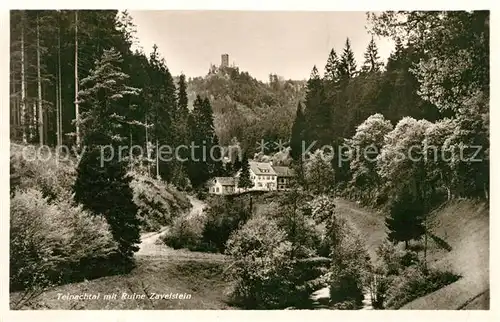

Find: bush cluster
<box><xmin>10</xmin><ymin>189</ymin><xmax>118</xmax><ymax>291</ymax></box>
<box><xmin>368</xmin><ymin>241</ymin><xmax>460</xmax><ymax>309</ymax></box>
<box><xmin>130</xmin><ymin>172</ymin><xmax>192</xmax><ymax>232</ymax></box>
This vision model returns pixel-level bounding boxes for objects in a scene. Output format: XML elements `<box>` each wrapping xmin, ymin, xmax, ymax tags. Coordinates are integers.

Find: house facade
<box><xmin>272</xmin><ymin>166</ymin><xmax>295</xmax><ymax>190</ymax></box>
<box><xmin>247</xmin><ymin>161</ymin><xmax>277</xmax><ymax>191</ymax></box>
<box><xmin>209</xmin><ymin>177</ymin><xmax>237</xmax><ymax>195</ymax></box>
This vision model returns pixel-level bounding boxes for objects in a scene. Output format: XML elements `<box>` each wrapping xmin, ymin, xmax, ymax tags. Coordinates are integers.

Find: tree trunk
<box><xmin>156</xmin><ymin>138</ymin><xmax>160</xmax><ymax>179</ymax></box>
<box><xmin>57</xmin><ymin>13</ymin><xmax>63</xmax><ymax>146</ymax></box>
<box><xmin>31</xmin><ymin>102</ymin><xmax>36</xmax><ymax>141</ymax></box>
<box><xmin>145</xmin><ymin>114</ymin><xmax>150</xmax><ymax>176</ymax></box>
<box><xmin>405</xmin><ymin>240</ymin><xmax>408</xmax><ymax>249</ymax></box>
<box><xmin>37</xmin><ymin>13</ymin><xmax>44</xmax><ymax>145</ymax></box>
<box><xmin>20</xmin><ymin>13</ymin><xmax>27</xmax><ymax>144</ymax></box>
<box><xmin>74</xmin><ymin>10</ymin><xmax>80</xmax><ymax>147</ymax></box>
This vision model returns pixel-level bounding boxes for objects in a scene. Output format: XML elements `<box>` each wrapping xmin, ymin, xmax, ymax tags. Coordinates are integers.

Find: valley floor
<box><xmin>10</xmin><ymin>196</ymin><xmax>489</xmax><ymax>310</ymax></box>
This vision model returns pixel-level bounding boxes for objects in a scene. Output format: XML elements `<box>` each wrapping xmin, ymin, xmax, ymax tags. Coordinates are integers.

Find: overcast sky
<box><xmin>129</xmin><ymin>11</ymin><xmax>395</xmax><ymax>81</ymax></box>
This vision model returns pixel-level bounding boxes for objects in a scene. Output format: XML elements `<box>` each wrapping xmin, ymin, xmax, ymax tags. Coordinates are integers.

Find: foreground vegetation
<box><xmin>9</xmin><ymin>10</ymin><xmax>489</xmax><ymax>310</ymax></box>
<box><xmin>9</xmin><ymin>143</ymin><xmax>191</xmax><ymax>309</ymax></box>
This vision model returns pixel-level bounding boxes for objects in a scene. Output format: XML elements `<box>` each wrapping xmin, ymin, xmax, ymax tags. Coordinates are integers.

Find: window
<box><xmin>258</xmin><ymin>182</ymin><xmax>262</xmax><ymax>187</ymax></box>
<box><xmin>216</xmin><ymin>187</ymin><xmax>219</xmax><ymax>193</ymax></box>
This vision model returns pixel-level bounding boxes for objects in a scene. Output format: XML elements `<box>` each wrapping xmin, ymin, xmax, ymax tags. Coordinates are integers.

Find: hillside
<box><xmin>186</xmin><ymin>67</ymin><xmax>306</xmax><ymax>149</ymax></box>
<box><xmin>336</xmin><ymin>198</ymin><xmax>489</xmax><ymax>310</ymax></box>
<box><xmin>402</xmin><ymin>200</ymin><xmax>489</xmax><ymax>309</ymax></box>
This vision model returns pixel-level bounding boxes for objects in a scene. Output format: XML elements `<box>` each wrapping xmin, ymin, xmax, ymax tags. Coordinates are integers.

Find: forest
<box><xmin>9</xmin><ymin>10</ymin><xmax>489</xmax><ymax>310</ymax></box>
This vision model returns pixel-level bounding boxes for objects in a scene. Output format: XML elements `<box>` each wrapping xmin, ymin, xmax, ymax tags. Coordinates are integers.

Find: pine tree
<box><xmin>290</xmin><ymin>102</ymin><xmax>305</xmax><ymax>161</ymax></box>
<box><xmin>73</xmin><ymin>48</ymin><xmax>141</xmax><ymax>263</ymax></box>
<box><xmin>338</xmin><ymin>38</ymin><xmax>357</xmax><ymax>79</ymax></box>
<box><xmin>361</xmin><ymin>36</ymin><xmax>383</xmax><ymax>73</ymax></box>
<box><xmin>177</xmin><ymin>73</ymin><xmax>189</xmax><ymax>117</ymax></box>
<box><xmin>238</xmin><ymin>153</ymin><xmax>253</xmax><ymax>191</ymax></box>
<box><xmin>303</xmin><ymin>65</ymin><xmax>331</xmax><ymax>147</ymax></box>
<box><xmin>324</xmin><ymin>48</ymin><xmax>339</xmax><ymax>82</ymax></box>
<box><xmin>210</xmin><ymin>134</ymin><xmax>225</xmax><ymax>177</ymax></box>
<box><xmin>74</xmin><ymin>147</ymin><xmax>140</xmax><ymax>261</ymax></box>
<box><xmin>147</xmin><ymin>44</ymin><xmax>177</xmax><ymax>180</ymax></box>
<box><xmin>186</xmin><ymin>95</ymin><xmax>211</xmax><ymax>188</ymax></box>
<box><xmin>385</xmin><ymin>188</ymin><xmax>425</xmax><ymax>249</ymax></box>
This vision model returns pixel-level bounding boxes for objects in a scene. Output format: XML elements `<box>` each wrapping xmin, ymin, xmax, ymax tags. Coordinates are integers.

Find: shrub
<box><xmin>161</xmin><ymin>215</ymin><xmax>207</xmax><ymax>251</ymax></box>
<box><xmin>10</xmin><ymin>189</ymin><xmax>117</xmax><ymax>291</ymax></box>
<box><xmin>225</xmin><ymin>216</ymin><xmax>298</xmax><ymax>309</ymax></box>
<box><xmin>202</xmin><ymin>197</ymin><xmax>250</xmax><ymax>252</ymax></box>
<box><xmin>10</xmin><ymin>144</ymin><xmax>75</xmax><ymax>201</ymax></box>
<box><xmin>329</xmin><ymin>226</ymin><xmax>371</xmax><ymax>307</ymax></box>
<box><xmin>384</xmin><ymin>265</ymin><xmax>460</xmax><ymax>309</ymax></box>
<box><xmin>130</xmin><ymin>172</ymin><xmax>191</xmax><ymax>232</ymax></box>
<box><xmin>370</xmin><ymin>241</ymin><xmax>460</xmax><ymax>309</ymax></box>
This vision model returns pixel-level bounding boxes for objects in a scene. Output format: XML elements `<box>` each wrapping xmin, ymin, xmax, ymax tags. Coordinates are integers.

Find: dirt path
<box><xmin>136</xmin><ymin>195</ymin><xmax>207</xmax><ymax>257</ymax></box>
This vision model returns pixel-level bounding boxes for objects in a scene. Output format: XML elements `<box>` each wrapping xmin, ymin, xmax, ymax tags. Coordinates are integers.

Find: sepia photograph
<box><xmin>7</xmin><ymin>9</ymin><xmax>489</xmax><ymax>311</ymax></box>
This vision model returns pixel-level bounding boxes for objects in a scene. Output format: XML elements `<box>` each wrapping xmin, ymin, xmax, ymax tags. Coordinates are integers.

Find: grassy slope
<box><xmin>401</xmin><ymin>200</ymin><xmax>489</xmax><ymax>309</ymax></box>
<box><xmin>334</xmin><ymin>198</ymin><xmax>489</xmax><ymax>310</ymax></box>
<box><xmin>12</xmin><ymin>250</ymin><xmax>232</xmax><ymax>310</ymax></box>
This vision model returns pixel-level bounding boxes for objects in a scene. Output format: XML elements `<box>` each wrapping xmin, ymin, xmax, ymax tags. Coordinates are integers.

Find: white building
<box><xmin>235</xmin><ymin>161</ymin><xmax>277</xmax><ymax>192</ymax></box>
<box><xmin>208</xmin><ymin>160</ymin><xmax>294</xmax><ymax>195</ymax></box>
<box><xmin>209</xmin><ymin>177</ymin><xmax>237</xmax><ymax>195</ymax></box>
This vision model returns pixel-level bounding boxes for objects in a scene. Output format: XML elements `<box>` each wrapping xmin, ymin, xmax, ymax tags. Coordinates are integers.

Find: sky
<box><xmin>129</xmin><ymin>11</ymin><xmax>395</xmax><ymax>81</ymax></box>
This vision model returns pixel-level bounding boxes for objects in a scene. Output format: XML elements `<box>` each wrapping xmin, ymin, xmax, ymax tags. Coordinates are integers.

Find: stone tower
<box><xmin>221</xmin><ymin>54</ymin><xmax>229</xmax><ymax>68</ymax></box>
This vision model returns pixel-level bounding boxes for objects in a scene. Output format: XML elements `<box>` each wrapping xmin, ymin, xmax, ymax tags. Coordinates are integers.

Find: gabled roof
<box><xmin>272</xmin><ymin>166</ymin><xmax>295</xmax><ymax>177</ymax></box>
<box><xmin>249</xmin><ymin>161</ymin><xmax>277</xmax><ymax>176</ymax></box>
<box><xmin>213</xmin><ymin>177</ymin><xmax>237</xmax><ymax>186</ymax></box>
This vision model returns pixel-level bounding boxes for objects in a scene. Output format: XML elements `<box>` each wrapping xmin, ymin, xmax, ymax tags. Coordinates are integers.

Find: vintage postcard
<box><xmin>6</xmin><ymin>7</ymin><xmax>491</xmax><ymax>316</ymax></box>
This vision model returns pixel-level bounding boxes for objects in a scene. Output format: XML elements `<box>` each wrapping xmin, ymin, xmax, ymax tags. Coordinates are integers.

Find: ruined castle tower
<box><xmin>221</xmin><ymin>54</ymin><xmax>229</xmax><ymax>68</ymax></box>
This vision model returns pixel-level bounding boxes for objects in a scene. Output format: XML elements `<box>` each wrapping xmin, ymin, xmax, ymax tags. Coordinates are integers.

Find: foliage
<box><xmin>377</xmin><ymin>117</ymin><xmax>432</xmax><ymax>200</ymax></box>
<box><xmin>423</xmin><ymin>119</ymin><xmax>455</xmax><ymax>198</ymax></box>
<box><xmin>161</xmin><ymin>215</ymin><xmax>206</xmax><ymax>251</ymax></box>
<box><xmin>338</xmin><ymin>38</ymin><xmax>357</xmax><ymax>79</ymax></box>
<box><xmin>187</xmin><ymin>66</ymin><xmax>306</xmax><ymax>150</ymax></box>
<box><xmin>369</xmin><ymin>240</ymin><xmax>458</xmax><ymax>309</ymax></box>
<box><xmin>384</xmin><ymin>264</ymin><xmax>460</xmax><ymax>309</ymax></box>
<box><xmin>443</xmin><ymin>92</ymin><xmax>489</xmax><ymax>198</ymax></box>
<box><xmin>327</xmin><ymin>216</ymin><xmax>371</xmax><ymax>306</ymax></box>
<box><xmin>385</xmin><ymin>187</ymin><xmax>426</xmax><ymax>247</ymax></box>
<box><xmin>201</xmin><ymin>196</ymin><xmax>251</xmax><ymax>252</ymax></box>
<box><xmin>186</xmin><ymin>95</ymin><xmax>221</xmax><ymax>188</ymax></box>
<box><xmin>225</xmin><ymin>216</ymin><xmax>299</xmax><ymax>309</ymax></box>
<box><xmin>130</xmin><ymin>171</ymin><xmax>192</xmax><ymax>232</ymax></box>
<box><xmin>368</xmin><ymin>11</ymin><xmax>489</xmax><ymax>113</ymax></box>
<box><xmin>290</xmin><ymin>102</ymin><xmax>306</xmax><ymax>162</ymax></box>
<box><xmin>266</xmin><ymin>190</ymin><xmax>323</xmax><ymax>259</ymax></box>
<box><xmin>361</xmin><ymin>36</ymin><xmax>383</xmax><ymax>73</ymax></box>
<box><xmin>10</xmin><ymin>144</ymin><xmax>75</xmax><ymax>201</ymax></box>
<box><xmin>10</xmin><ymin>188</ymin><xmax>117</xmax><ymax>291</ymax></box>
<box><xmin>324</xmin><ymin>48</ymin><xmax>340</xmax><ymax>82</ymax></box>
<box><xmin>307</xmin><ymin>195</ymin><xmax>371</xmax><ymax>307</ymax></box>
<box><xmin>237</xmin><ymin>153</ymin><xmax>253</xmax><ymax>190</ymax></box>
<box><xmin>347</xmin><ymin>113</ymin><xmax>393</xmax><ymax>204</ymax></box>
<box><xmin>73</xmin><ymin>146</ymin><xmax>140</xmax><ymax>263</ymax></box>
<box><xmin>304</xmin><ymin>149</ymin><xmax>335</xmax><ymax>194</ymax></box>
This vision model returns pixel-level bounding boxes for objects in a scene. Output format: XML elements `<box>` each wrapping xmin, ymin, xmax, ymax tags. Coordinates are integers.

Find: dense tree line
<box><xmin>289</xmin><ymin>11</ymin><xmax>489</xmax><ymax>250</ymax></box>
<box><xmin>9</xmin><ymin>10</ymin><xmax>223</xmax><ymax>188</ymax></box>
<box><xmin>9</xmin><ymin>10</ymin><xmax>222</xmax><ymax>268</ymax></box>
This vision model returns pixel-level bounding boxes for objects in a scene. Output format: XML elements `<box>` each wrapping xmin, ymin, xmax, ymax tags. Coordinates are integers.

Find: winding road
<box><xmin>136</xmin><ymin>195</ymin><xmax>207</xmax><ymax>257</ymax></box>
